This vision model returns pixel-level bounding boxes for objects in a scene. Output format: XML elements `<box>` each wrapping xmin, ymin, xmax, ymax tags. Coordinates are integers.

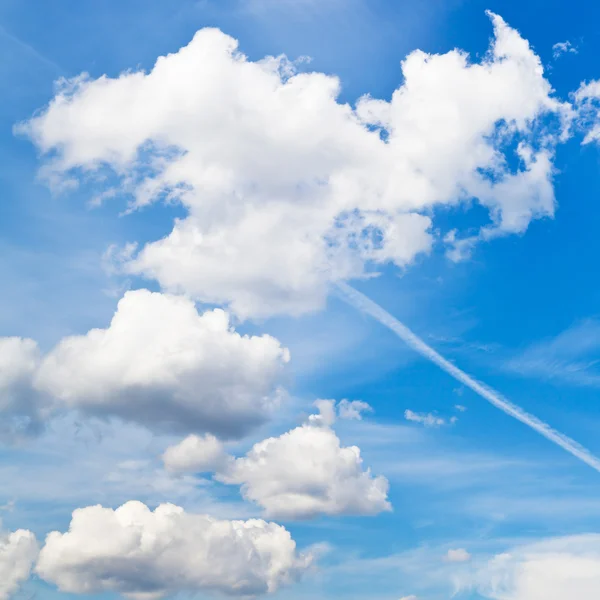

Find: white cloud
<box><xmin>399</xmin><ymin>596</ymin><xmax>418</xmax><ymax>600</ymax></box>
<box><xmin>306</xmin><ymin>398</ymin><xmax>337</xmax><ymax>427</ymax></box>
<box><xmin>0</xmin><ymin>289</ymin><xmax>290</xmax><ymax>437</ymax></box>
<box><xmin>337</xmin><ymin>399</ymin><xmax>373</xmax><ymax>420</ymax></box>
<box><xmin>162</xmin><ymin>433</ymin><xmax>230</xmax><ymax>473</ymax></box>
<box><xmin>19</xmin><ymin>12</ymin><xmax>569</xmax><ymax>319</ymax></box>
<box><xmin>161</xmin><ymin>400</ymin><xmax>388</xmax><ymax>519</ymax></box>
<box><xmin>216</xmin><ymin>407</ymin><xmax>391</xmax><ymax>519</ymax></box>
<box><xmin>36</xmin><ymin>501</ymin><xmax>312</xmax><ymax>599</ymax></box>
<box><xmin>468</xmin><ymin>535</ymin><xmax>600</xmax><ymax>600</ymax></box>
<box><xmin>0</xmin><ymin>528</ymin><xmax>38</xmax><ymax>600</ymax></box>
<box><xmin>306</xmin><ymin>398</ymin><xmax>372</xmax><ymax>427</ymax></box>
<box><xmin>552</xmin><ymin>41</ymin><xmax>578</xmax><ymax>58</ymax></box>
<box><xmin>404</xmin><ymin>410</ymin><xmax>447</xmax><ymax>428</ymax></box>
<box><xmin>575</xmin><ymin>80</ymin><xmax>600</xmax><ymax>144</ymax></box>
<box><xmin>445</xmin><ymin>548</ymin><xmax>471</xmax><ymax>563</ymax></box>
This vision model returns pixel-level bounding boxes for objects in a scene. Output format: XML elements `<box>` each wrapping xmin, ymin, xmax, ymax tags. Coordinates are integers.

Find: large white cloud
<box><xmin>19</xmin><ymin>12</ymin><xmax>569</xmax><ymax>318</ymax></box>
<box><xmin>36</xmin><ymin>501</ymin><xmax>312</xmax><ymax>599</ymax></box>
<box><xmin>467</xmin><ymin>535</ymin><xmax>600</xmax><ymax>600</ymax></box>
<box><xmin>214</xmin><ymin>401</ymin><xmax>391</xmax><ymax>519</ymax></box>
<box><xmin>0</xmin><ymin>528</ymin><xmax>38</xmax><ymax>600</ymax></box>
<box><xmin>0</xmin><ymin>289</ymin><xmax>289</xmax><ymax>437</ymax></box>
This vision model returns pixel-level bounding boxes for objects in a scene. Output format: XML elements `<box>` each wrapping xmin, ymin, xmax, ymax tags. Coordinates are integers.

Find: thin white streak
<box><xmin>0</xmin><ymin>23</ymin><xmax>63</xmax><ymax>74</ymax></box>
<box><xmin>336</xmin><ymin>282</ymin><xmax>600</xmax><ymax>473</ymax></box>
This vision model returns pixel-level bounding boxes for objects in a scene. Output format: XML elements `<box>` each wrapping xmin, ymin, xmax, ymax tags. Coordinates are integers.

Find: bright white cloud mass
<box><xmin>0</xmin><ymin>528</ymin><xmax>38</xmax><ymax>600</ymax></box>
<box><xmin>470</xmin><ymin>535</ymin><xmax>600</xmax><ymax>600</ymax></box>
<box><xmin>18</xmin><ymin>12</ymin><xmax>568</xmax><ymax>319</ymax></box>
<box><xmin>161</xmin><ymin>401</ymin><xmax>390</xmax><ymax>519</ymax></box>
<box><xmin>35</xmin><ymin>501</ymin><xmax>312</xmax><ymax>599</ymax></box>
<box><xmin>162</xmin><ymin>433</ymin><xmax>230</xmax><ymax>473</ymax></box>
<box><xmin>215</xmin><ymin>402</ymin><xmax>391</xmax><ymax>519</ymax></box>
<box><xmin>0</xmin><ymin>289</ymin><xmax>289</xmax><ymax>437</ymax></box>
<box><xmin>161</xmin><ymin>400</ymin><xmax>388</xmax><ymax>520</ymax></box>
<box><xmin>164</xmin><ymin>401</ymin><xmax>391</xmax><ymax>519</ymax></box>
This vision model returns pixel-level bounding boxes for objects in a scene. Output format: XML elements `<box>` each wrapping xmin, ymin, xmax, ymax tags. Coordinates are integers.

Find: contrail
<box><xmin>336</xmin><ymin>282</ymin><xmax>600</xmax><ymax>473</ymax></box>
<box><xmin>0</xmin><ymin>23</ymin><xmax>64</xmax><ymax>74</ymax></box>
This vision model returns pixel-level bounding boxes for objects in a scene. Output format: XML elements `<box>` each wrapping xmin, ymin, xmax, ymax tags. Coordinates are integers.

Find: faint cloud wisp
<box><xmin>504</xmin><ymin>319</ymin><xmax>600</xmax><ymax>387</ymax></box>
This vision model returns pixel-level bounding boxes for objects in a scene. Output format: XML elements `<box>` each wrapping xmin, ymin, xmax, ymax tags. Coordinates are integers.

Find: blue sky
<box><xmin>2</xmin><ymin>1</ymin><xmax>600</xmax><ymax>599</ymax></box>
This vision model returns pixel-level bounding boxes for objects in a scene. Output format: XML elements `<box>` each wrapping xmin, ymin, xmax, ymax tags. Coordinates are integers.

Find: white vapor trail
<box><xmin>336</xmin><ymin>282</ymin><xmax>600</xmax><ymax>473</ymax></box>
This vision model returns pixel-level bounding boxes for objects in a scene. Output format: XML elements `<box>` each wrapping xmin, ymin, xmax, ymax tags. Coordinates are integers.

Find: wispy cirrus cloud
<box><xmin>0</xmin><ymin>22</ymin><xmax>63</xmax><ymax>74</ymax></box>
<box><xmin>503</xmin><ymin>319</ymin><xmax>600</xmax><ymax>387</ymax></box>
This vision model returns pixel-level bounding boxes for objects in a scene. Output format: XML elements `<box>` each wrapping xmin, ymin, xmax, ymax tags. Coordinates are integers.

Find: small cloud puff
<box><xmin>552</xmin><ymin>40</ymin><xmax>578</xmax><ymax>59</ymax></box>
<box><xmin>404</xmin><ymin>410</ymin><xmax>455</xmax><ymax>428</ymax></box>
<box><xmin>308</xmin><ymin>399</ymin><xmax>373</xmax><ymax>427</ymax></box>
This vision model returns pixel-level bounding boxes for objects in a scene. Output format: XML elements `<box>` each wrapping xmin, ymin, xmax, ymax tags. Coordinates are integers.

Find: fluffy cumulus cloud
<box><xmin>0</xmin><ymin>289</ymin><xmax>289</xmax><ymax>437</ymax></box>
<box><xmin>466</xmin><ymin>535</ymin><xmax>600</xmax><ymax>600</ymax></box>
<box><xmin>0</xmin><ymin>528</ymin><xmax>38</xmax><ymax>600</ymax></box>
<box><xmin>161</xmin><ymin>400</ymin><xmax>381</xmax><ymax>501</ymax></box>
<box><xmin>215</xmin><ymin>402</ymin><xmax>391</xmax><ymax>519</ymax></box>
<box><xmin>162</xmin><ymin>433</ymin><xmax>230</xmax><ymax>473</ymax></box>
<box><xmin>19</xmin><ymin>12</ymin><xmax>569</xmax><ymax>319</ymax></box>
<box><xmin>162</xmin><ymin>400</ymin><xmax>389</xmax><ymax>520</ymax></box>
<box><xmin>36</xmin><ymin>501</ymin><xmax>312</xmax><ymax>599</ymax></box>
